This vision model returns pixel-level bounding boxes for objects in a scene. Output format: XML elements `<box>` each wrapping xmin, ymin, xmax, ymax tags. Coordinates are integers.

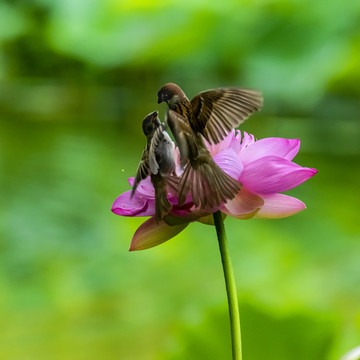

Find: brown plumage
<box><xmin>157</xmin><ymin>83</ymin><xmax>263</xmax><ymax>209</ymax></box>
<box><xmin>132</xmin><ymin>111</ymin><xmax>177</xmax><ymax>222</ymax></box>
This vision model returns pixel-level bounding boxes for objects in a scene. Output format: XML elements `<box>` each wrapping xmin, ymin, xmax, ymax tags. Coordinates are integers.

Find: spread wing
<box><xmin>131</xmin><ymin>147</ymin><xmax>150</xmax><ymax>197</ymax></box>
<box><xmin>190</xmin><ymin>88</ymin><xmax>263</xmax><ymax>144</ymax></box>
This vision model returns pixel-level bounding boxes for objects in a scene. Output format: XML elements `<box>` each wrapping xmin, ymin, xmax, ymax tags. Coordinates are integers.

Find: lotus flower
<box><xmin>112</xmin><ymin>130</ymin><xmax>317</xmax><ymax>251</ymax></box>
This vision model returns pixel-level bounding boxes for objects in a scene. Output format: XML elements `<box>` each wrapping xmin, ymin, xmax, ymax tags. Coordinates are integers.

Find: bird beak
<box><xmin>144</xmin><ymin>111</ymin><xmax>158</xmax><ymax>124</ymax></box>
<box><xmin>150</xmin><ymin>110</ymin><xmax>158</xmax><ymax>119</ymax></box>
<box><xmin>150</xmin><ymin>111</ymin><xmax>160</xmax><ymax>125</ymax></box>
<box><xmin>157</xmin><ymin>92</ymin><xmax>163</xmax><ymax>104</ymax></box>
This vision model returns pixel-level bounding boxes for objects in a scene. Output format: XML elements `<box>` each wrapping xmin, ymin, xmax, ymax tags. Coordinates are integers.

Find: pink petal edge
<box><xmin>213</xmin><ymin>148</ymin><xmax>244</xmax><ymax>180</ymax></box>
<box><xmin>254</xmin><ymin>193</ymin><xmax>306</xmax><ymax>219</ymax></box>
<box><xmin>239</xmin><ymin>138</ymin><xmax>300</xmax><ymax>166</ymax></box>
<box><xmin>222</xmin><ymin>188</ymin><xmax>264</xmax><ymax>215</ymax></box>
<box><xmin>241</xmin><ymin>156</ymin><xmax>318</xmax><ymax>194</ymax></box>
<box><xmin>111</xmin><ymin>190</ymin><xmax>156</xmax><ymax>217</ymax></box>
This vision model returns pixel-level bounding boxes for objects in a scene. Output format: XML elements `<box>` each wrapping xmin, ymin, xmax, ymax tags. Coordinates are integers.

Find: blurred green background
<box><xmin>1</xmin><ymin>0</ymin><xmax>359</xmax><ymax>359</ymax></box>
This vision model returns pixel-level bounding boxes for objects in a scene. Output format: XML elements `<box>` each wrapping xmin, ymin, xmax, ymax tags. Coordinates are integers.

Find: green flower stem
<box><xmin>213</xmin><ymin>211</ymin><xmax>242</xmax><ymax>360</ymax></box>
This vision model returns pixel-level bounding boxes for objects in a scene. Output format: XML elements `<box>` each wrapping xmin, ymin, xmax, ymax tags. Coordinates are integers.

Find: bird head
<box><xmin>142</xmin><ymin>110</ymin><xmax>160</xmax><ymax>137</ymax></box>
<box><xmin>157</xmin><ymin>83</ymin><xmax>187</xmax><ymax>106</ymax></box>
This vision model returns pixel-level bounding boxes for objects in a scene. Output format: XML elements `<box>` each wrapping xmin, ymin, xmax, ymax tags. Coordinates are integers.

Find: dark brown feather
<box><xmin>167</xmin><ymin>109</ymin><xmax>196</xmax><ymax>167</ymax></box>
<box><xmin>178</xmin><ymin>154</ymin><xmax>242</xmax><ymax>209</ymax></box>
<box><xmin>152</xmin><ymin>173</ymin><xmax>172</xmax><ymax>223</ymax></box>
<box><xmin>131</xmin><ymin>147</ymin><xmax>151</xmax><ymax>197</ymax></box>
<box><xmin>190</xmin><ymin>88</ymin><xmax>263</xmax><ymax>144</ymax></box>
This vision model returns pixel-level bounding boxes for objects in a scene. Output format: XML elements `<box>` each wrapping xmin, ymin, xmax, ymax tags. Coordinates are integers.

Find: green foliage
<box><xmin>161</xmin><ymin>304</ymin><xmax>336</xmax><ymax>360</ymax></box>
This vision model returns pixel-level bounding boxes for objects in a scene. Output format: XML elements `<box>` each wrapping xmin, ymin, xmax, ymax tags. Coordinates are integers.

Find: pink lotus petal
<box><xmin>213</xmin><ymin>148</ymin><xmax>244</xmax><ymax>180</ymax></box>
<box><xmin>239</xmin><ymin>138</ymin><xmax>300</xmax><ymax>166</ymax></box>
<box><xmin>254</xmin><ymin>193</ymin><xmax>306</xmax><ymax>218</ymax></box>
<box><xmin>129</xmin><ymin>217</ymin><xmax>189</xmax><ymax>251</ymax></box>
<box><xmin>241</xmin><ymin>156</ymin><xmax>318</xmax><ymax>194</ymax></box>
<box><xmin>111</xmin><ymin>191</ymin><xmax>155</xmax><ymax>217</ymax></box>
<box><xmin>128</xmin><ymin>177</ymin><xmax>155</xmax><ymax>198</ymax></box>
<box><xmin>205</xmin><ymin>130</ymin><xmax>236</xmax><ymax>156</ymax></box>
<box><xmin>222</xmin><ymin>188</ymin><xmax>264</xmax><ymax>215</ymax></box>
<box><xmin>238</xmin><ymin>131</ymin><xmax>255</xmax><ymax>152</ymax></box>
<box><xmin>128</xmin><ymin>176</ymin><xmax>178</xmax><ymax>203</ymax></box>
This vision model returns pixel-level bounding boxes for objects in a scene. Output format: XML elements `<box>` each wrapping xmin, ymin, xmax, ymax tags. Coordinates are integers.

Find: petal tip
<box><xmin>254</xmin><ymin>194</ymin><xmax>307</xmax><ymax>219</ymax></box>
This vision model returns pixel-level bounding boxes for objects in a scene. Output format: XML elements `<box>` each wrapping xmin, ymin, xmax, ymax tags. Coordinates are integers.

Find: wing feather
<box><xmin>149</xmin><ymin>129</ymin><xmax>161</xmax><ymax>175</ymax></box>
<box><xmin>131</xmin><ymin>147</ymin><xmax>150</xmax><ymax>197</ymax></box>
<box><xmin>190</xmin><ymin>88</ymin><xmax>263</xmax><ymax>144</ymax></box>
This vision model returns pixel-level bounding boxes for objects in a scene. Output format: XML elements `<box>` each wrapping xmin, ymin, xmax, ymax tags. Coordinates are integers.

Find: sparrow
<box><xmin>131</xmin><ymin>110</ymin><xmax>176</xmax><ymax>223</ymax></box>
<box><xmin>157</xmin><ymin>83</ymin><xmax>263</xmax><ymax>209</ymax></box>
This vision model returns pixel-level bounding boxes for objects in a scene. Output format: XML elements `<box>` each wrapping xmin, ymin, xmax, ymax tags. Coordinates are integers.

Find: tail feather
<box><xmin>166</xmin><ymin>174</ymin><xmax>180</xmax><ymax>194</ymax></box>
<box><xmin>178</xmin><ymin>165</ymin><xmax>192</xmax><ymax>206</ymax></box>
<box><xmin>155</xmin><ymin>188</ymin><xmax>171</xmax><ymax>223</ymax></box>
<box><xmin>207</xmin><ymin>162</ymin><xmax>238</xmax><ymax>203</ymax></box>
<box><xmin>198</xmin><ymin>163</ymin><xmax>217</xmax><ymax>208</ymax></box>
<box><xmin>152</xmin><ymin>174</ymin><xmax>173</xmax><ymax>223</ymax></box>
<box><xmin>194</xmin><ymin>167</ymin><xmax>213</xmax><ymax>208</ymax></box>
<box><xmin>178</xmin><ymin>159</ymin><xmax>241</xmax><ymax>208</ymax></box>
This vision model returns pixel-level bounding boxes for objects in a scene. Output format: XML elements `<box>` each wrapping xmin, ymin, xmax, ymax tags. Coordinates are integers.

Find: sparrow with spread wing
<box><xmin>131</xmin><ymin>111</ymin><xmax>176</xmax><ymax>222</ymax></box>
<box><xmin>157</xmin><ymin>83</ymin><xmax>263</xmax><ymax>209</ymax></box>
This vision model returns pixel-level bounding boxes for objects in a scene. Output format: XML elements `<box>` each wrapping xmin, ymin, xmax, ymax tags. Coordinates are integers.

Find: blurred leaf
<box><xmin>0</xmin><ymin>3</ymin><xmax>27</xmax><ymax>41</ymax></box>
<box><xmin>161</xmin><ymin>303</ymin><xmax>336</xmax><ymax>360</ymax></box>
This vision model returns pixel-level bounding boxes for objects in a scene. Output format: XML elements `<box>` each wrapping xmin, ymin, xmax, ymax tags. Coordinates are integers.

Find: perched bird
<box><xmin>131</xmin><ymin>111</ymin><xmax>176</xmax><ymax>222</ymax></box>
<box><xmin>157</xmin><ymin>83</ymin><xmax>263</xmax><ymax>209</ymax></box>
